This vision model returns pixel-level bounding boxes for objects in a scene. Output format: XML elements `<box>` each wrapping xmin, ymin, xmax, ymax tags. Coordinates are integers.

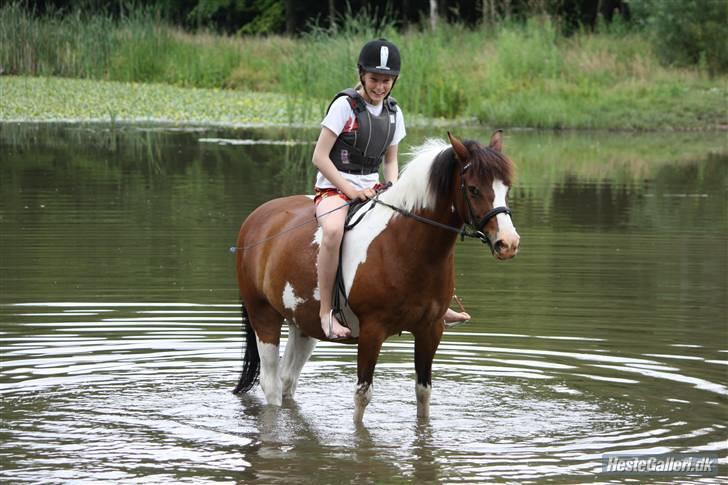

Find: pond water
<box><xmin>1</xmin><ymin>123</ymin><xmax>726</xmax><ymax>483</ymax></box>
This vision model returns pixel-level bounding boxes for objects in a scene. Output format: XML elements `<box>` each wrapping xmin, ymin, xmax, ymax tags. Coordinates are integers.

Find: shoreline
<box><xmin>1</xmin><ymin>76</ymin><xmax>726</xmax><ymax>132</ymax></box>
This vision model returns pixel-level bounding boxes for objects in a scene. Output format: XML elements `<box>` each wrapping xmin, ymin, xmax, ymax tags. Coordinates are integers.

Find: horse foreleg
<box><xmin>413</xmin><ymin>321</ymin><xmax>445</xmax><ymax>419</ymax></box>
<box><xmin>354</xmin><ymin>325</ymin><xmax>387</xmax><ymax>424</ymax></box>
<box><xmin>280</xmin><ymin>325</ymin><xmax>317</xmax><ymax>399</ymax></box>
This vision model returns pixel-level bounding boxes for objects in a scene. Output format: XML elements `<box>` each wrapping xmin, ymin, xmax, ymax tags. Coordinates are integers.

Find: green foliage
<box><xmin>238</xmin><ymin>0</ymin><xmax>284</xmax><ymax>35</ymax></box>
<box><xmin>186</xmin><ymin>0</ymin><xmax>285</xmax><ymax>34</ymax></box>
<box><xmin>0</xmin><ymin>76</ymin><xmax>300</xmax><ymax>124</ymax></box>
<box><xmin>1</xmin><ymin>2</ymin><xmax>726</xmax><ymax>129</ymax></box>
<box><xmin>629</xmin><ymin>0</ymin><xmax>728</xmax><ymax>74</ymax></box>
<box><xmin>279</xmin><ymin>6</ymin><xmax>399</xmax><ymax>115</ymax></box>
<box><xmin>494</xmin><ymin>18</ymin><xmax>563</xmax><ymax>81</ymax></box>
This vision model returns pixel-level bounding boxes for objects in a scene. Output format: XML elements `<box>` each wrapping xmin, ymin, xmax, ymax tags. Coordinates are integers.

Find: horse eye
<box><xmin>468</xmin><ymin>186</ymin><xmax>480</xmax><ymax>197</ymax></box>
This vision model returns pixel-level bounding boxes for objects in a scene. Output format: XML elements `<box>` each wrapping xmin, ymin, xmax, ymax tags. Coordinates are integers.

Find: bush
<box><xmin>629</xmin><ymin>0</ymin><xmax>728</xmax><ymax>74</ymax></box>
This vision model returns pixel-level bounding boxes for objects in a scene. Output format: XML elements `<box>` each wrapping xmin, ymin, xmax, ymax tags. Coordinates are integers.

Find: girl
<box><xmin>312</xmin><ymin>39</ymin><xmax>468</xmax><ymax>339</ymax></box>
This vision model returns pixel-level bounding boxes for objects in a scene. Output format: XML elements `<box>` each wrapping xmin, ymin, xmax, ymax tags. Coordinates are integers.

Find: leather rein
<box><xmin>370</xmin><ymin>163</ymin><xmax>512</xmax><ymax>253</ymax></box>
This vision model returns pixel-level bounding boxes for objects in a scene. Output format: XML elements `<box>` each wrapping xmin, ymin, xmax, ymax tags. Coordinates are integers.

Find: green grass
<box><xmin>0</xmin><ymin>76</ymin><xmax>303</xmax><ymax>126</ymax></box>
<box><xmin>1</xmin><ymin>3</ymin><xmax>726</xmax><ymax>130</ymax></box>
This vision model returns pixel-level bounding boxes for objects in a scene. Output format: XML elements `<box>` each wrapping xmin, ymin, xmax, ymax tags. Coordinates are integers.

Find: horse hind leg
<box><xmin>280</xmin><ymin>325</ymin><xmax>317</xmax><ymax>399</ymax></box>
<box><xmin>244</xmin><ymin>301</ymin><xmax>285</xmax><ymax>406</ymax></box>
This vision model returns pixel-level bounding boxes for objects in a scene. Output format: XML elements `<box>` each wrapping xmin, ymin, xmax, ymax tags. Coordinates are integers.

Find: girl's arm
<box><xmin>382</xmin><ymin>144</ymin><xmax>399</xmax><ymax>184</ymax></box>
<box><xmin>312</xmin><ymin>127</ymin><xmax>374</xmax><ymax>200</ymax></box>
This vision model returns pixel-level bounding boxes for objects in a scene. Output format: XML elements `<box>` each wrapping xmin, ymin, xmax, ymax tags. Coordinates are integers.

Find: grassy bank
<box><xmin>1</xmin><ymin>3</ymin><xmax>726</xmax><ymax>130</ymax></box>
<box><xmin>0</xmin><ymin>76</ymin><xmax>307</xmax><ymax>126</ymax></box>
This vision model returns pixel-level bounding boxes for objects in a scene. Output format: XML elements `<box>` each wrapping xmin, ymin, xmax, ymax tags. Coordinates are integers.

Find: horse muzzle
<box><xmin>493</xmin><ymin>231</ymin><xmax>520</xmax><ymax>259</ymax></box>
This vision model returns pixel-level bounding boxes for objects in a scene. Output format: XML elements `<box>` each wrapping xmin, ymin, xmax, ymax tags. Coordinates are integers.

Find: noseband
<box><xmin>460</xmin><ymin>162</ymin><xmax>512</xmax><ymax>252</ymax></box>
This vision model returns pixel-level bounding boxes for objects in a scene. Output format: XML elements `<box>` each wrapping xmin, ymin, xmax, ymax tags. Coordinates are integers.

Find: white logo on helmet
<box><xmin>376</xmin><ymin>46</ymin><xmax>390</xmax><ymax>70</ymax></box>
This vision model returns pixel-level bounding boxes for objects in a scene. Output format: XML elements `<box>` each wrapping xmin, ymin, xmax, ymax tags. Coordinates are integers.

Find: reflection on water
<box><xmin>0</xmin><ymin>123</ymin><xmax>726</xmax><ymax>482</ymax></box>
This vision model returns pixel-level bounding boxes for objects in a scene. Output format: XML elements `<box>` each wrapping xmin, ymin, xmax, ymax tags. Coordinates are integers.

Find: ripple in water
<box><xmin>1</xmin><ymin>302</ymin><xmax>725</xmax><ymax>482</ymax></box>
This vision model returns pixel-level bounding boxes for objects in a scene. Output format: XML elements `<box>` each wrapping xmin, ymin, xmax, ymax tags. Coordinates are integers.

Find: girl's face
<box><xmin>360</xmin><ymin>72</ymin><xmax>396</xmax><ymax>104</ymax></box>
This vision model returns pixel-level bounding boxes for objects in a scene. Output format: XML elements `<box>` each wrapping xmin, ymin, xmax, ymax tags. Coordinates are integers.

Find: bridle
<box><xmin>368</xmin><ymin>162</ymin><xmax>514</xmax><ymax>254</ymax></box>
<box><xmin>232</xmin><ymin>153</ymin><xmax>514</xmax><ymax>255</ymax></box>
<box><xmin>459</xmin><ymin>161</ymin><xmax>512</xmax><ymax>252</ymax></box>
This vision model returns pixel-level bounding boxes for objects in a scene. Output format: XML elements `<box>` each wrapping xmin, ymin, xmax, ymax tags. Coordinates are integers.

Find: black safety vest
<box><xmin>325</xmin><ymin>88</ymin><xmax>398</xmax><ymax>175</ymax></box>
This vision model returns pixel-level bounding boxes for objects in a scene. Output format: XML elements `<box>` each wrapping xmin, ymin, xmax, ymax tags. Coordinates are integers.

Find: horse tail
<box><xmin>233</xmin><ymin>302</ymin><xmax>260</xmax><ymax>394</ymax></box>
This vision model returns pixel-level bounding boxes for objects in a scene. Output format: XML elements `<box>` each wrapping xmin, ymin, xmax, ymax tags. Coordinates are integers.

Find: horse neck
<box><xmin>400</xmin><ymin>193</ymin><xmax>463</xmax><ymax>257</ymax></box>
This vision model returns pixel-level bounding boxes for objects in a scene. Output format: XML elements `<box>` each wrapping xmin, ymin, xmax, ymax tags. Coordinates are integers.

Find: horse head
<box><xmin>448</xmin><ymin>131</ymin><xmax>520</xmax><ymax>260</ymax></box>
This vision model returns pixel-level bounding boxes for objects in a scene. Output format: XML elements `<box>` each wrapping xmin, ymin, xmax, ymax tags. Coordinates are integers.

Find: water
<box><xmin>1</xmin><ymin>123</ymin><xmax>726</xmax><ymax>483</ymax></box>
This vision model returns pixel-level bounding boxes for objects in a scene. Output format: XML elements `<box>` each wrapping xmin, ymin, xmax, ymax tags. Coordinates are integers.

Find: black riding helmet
<box><xmin>357</xmin><ymin>39</ymin><xmax>401</xmax><ymax>76</ymax></box>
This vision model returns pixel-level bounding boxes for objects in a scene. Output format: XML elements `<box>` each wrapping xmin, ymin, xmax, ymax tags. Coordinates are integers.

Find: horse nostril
<box><xmin>494</xmin><ymin>240</ymin><xmax>504</xmax><ymax>253</ymax></box>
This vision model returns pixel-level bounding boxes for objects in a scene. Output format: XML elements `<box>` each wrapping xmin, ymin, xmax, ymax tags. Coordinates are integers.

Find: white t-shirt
<box><xmin>315</xmin><ymin>95</ymin><xmax>406</xmax><ymax>190</ymax></box>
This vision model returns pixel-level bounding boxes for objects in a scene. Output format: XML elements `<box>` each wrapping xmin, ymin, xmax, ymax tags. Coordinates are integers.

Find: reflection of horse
<box><xmin>233</xmin><ymin>132</ymin><xmax>519</xmax><ymax>423</ymax></box>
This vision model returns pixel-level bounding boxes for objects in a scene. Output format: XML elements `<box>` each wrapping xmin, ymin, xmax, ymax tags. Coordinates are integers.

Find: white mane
<box><xmin>379</xmin><ymin>138</ymin><xmax>449</xmax><ymax>212</ymax></box>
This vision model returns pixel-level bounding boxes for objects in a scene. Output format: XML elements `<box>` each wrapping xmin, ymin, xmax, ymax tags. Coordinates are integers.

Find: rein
<box><xmin>371</xmin><ymin>165</ymin><xmax>513</xmax><ymax>252</ymax></box>
<box><xmin>230</xmin><ymin>165</ymin><xmax>513</xmax><ymax>254</ymax></box>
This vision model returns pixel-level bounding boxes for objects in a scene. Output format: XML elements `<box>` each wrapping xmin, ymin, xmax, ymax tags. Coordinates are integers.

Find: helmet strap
<box><xmin>358</xmin><ymin>72</ymin><xmax>373</xmax><ymax>104</ymax></box>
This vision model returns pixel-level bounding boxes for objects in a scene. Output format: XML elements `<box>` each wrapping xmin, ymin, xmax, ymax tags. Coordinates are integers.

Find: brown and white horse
<box><xmin>233</xmin><ymin>131</ymin><xmax>519</xmax><ymax>422</ymax></box>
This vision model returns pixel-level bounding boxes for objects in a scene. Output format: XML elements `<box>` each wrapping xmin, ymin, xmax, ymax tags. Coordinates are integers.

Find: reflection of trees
<box><xmin>457</xmin><ymin>151</ymin><xmax>727</xmax><ymax>347</ymax></box>
<box><xmin>278</xmin><ymin>141</ymin><xmax>316</xmax><ymax>196</ymax></box>
<box><xmin>402</xmin><ymin>127</ymin><xmax>727</xmax><ymax>196</ymax></box>
<box><xmin>1</xmin><ymin>124</ymin><xmax>725</xmax><ymax>309</ymax></box>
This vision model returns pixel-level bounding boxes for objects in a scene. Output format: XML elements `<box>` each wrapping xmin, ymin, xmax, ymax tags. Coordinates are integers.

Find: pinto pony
<box><xmin>233</xmin><ymin>131</ymin><xmax>519</xmax><ymax>422</ymax></box>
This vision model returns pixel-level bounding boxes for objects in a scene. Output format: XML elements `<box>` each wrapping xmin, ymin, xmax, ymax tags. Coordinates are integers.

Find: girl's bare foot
<box><xmin>321</xmin><ymin>310</ymin><xmax>351</xmax><ymax>339</ymax></box>
<box><xmin>444</xmin><ymin>308</ymin><xmax>470</xmax><ymax>327</ymax></box>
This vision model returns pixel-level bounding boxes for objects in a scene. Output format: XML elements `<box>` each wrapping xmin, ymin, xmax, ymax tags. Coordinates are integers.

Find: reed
<box><xmin>1</xmin><ymin>2</ymin><xmax>725</xmax><ymax>130</ymax></box>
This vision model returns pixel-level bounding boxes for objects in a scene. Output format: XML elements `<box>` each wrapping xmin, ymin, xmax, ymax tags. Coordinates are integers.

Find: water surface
<box><xmin>1</xmin><ymin>123</ymin><xmax>726</xmax><ymax>483</ymax></box>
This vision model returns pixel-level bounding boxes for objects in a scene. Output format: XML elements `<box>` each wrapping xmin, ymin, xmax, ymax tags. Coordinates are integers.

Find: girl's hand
<box><xmin>349</xmin><ymin>187</ymin><xmax>376</xmax><ymax>201</ymax></box>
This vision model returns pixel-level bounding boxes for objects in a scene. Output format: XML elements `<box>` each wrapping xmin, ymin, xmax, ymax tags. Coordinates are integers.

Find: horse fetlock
<box><xmin>353</xmin><ymin>382</ymin><xmax>373</xmax><ymax>423</ymax></box>
<box><xmin>355</xmin><ymin>382</ymin><xmax>372</xmax><ymax>396</ymax></box>
<box><xmin>261</xmin><ymin>379</ymin><xmax>283</xmax><ymax>406</ymax></box>
<box><xmin>281</xmin><ymin>377</ymin><xmax>297</xmax><ymax>399</ymax></box>
<box><xmin>265</xmin><ymin>392</ymin><xmax>283</xmax><ymax>407</ymax></box>
<box><xmin>416</xmin><ymin>383</ymin><xmax>432</xmax><ymax>418</ymax></box>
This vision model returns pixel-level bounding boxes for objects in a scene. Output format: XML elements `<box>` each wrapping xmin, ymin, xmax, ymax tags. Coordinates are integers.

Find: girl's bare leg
<box><xmin>315</xmin><ymin>196</ymin><xmax>352</xmax><ymax>338</ymax></box>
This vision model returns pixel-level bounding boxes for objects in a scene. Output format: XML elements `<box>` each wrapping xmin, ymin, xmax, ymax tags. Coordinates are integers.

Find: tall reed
<box><xmin>1</xmin><ymin>2</ymin><xmax>724</xmax><ymax>129</ymax></box>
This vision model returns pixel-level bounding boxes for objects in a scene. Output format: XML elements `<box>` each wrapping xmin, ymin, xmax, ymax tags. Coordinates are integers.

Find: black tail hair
<box><xmin>233</xmin><ymin>302</ymin><xmax>260</xmax><ymax>394</ymax></box>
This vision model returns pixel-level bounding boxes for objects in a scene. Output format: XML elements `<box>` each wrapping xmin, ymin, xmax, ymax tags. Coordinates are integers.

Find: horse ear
<box><xmin>489</xmin><ymin>129</ymin><xmax>504</xmax><ymax>152</ymax></box>
<box><xmin>448</xmin><ymin>132</ymin><xmax>469</xmax><ymax>163</ymax></box>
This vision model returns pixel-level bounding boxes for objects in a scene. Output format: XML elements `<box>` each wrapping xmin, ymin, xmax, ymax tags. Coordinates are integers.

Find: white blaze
<box><xmin>492</xmin><ymin>179</ymin><xmax>516</xmax><ymax>234</ymax></box>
